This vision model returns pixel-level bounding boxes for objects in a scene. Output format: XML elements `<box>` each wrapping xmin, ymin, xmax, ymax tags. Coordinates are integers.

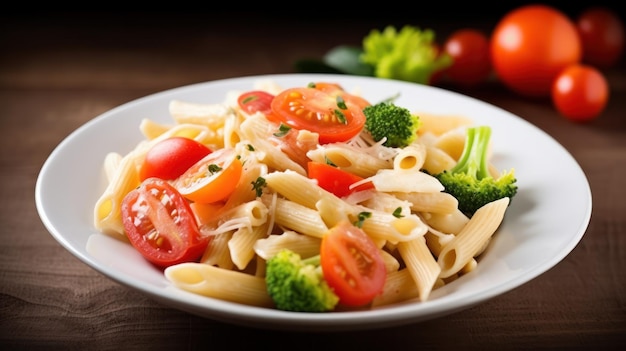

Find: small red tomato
<box><xmin>552</xmin><ymin>64</ymin><xmax>609</xmax><ymax>122</ymax></box>
<box><xmin>442</xmin><ymin>29</ymin><xmax>492</xmax><ymax>87</ymax></box>
<box><xmin>121</xmin><ymin>177</ymin><xmax>209</xmax><ymax>268</ymax></box>
<box><xmin>576</xmin><ymin>7</ymin><xmax>625</xmax><ymax>68</ymax></box>
<box><xmin>140</xmin><ymin>137</ymin><xmax>212</xmax><ymax>181</ymax></box>
<box><xmin>320</xmin><ymin>221</ymin><xmax>386</xmax><ymax>306</ymax></box>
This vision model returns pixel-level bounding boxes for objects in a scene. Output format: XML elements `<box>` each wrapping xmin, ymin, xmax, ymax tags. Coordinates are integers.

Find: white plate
<box><xmin>35</xmin><ymin>74</ymin><xmax>592</xmax><ymax>332</ymax></box>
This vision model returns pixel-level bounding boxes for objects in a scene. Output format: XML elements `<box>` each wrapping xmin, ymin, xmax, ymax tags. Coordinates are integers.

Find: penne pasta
<box><xmin>164</xmin><ymin>262</ymin><xmax>274</xmax><ymax>307</ymax></box>
<box><xmin>438</xmin><ymin>197</ymin><xmax>510</xmax><ymax>278</ymax></box>
<box><xmin>397</xmin><ymin>237</ymin><xmax>441</xmax><ymax>301</ymax></box>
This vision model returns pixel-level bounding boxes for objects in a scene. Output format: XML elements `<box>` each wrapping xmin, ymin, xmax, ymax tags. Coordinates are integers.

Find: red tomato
<box><xmin>121</xmin><ymin>177</ymin><xmax>209</xmax><ymax>268</ymax></box>
<box><xmin>270</xmin><ymin>85</ymin><xmax>369</xmax><ymax>144</ymax></box>
<box><xmin>576</xmin><ymin>7</ymin><xmax>625</xmax><ymax>68</ymax></box>
<box><xmin>307</xmin><ymin>162</ymin><xmax>374</xmax><ymax>197</ymax></box>
<box><xmin>174</xmin><ymin>148</ymin><xmax>243</xmax><ymax>203</ymax></box>
<box><xmin>490</xmin><ymin>4</ymin><xmax>582</xmax><ymax>97</ymax></box>
<box><xmin>552</xmin><ymin>64</ymin><xmax>609</xmax><ymax>122</ymax></box>
<box><xmin>140</xmin><ymin>137</ymin><xmax>212</xmax><ymax>181</ymax></box>
<box><xmin>320</xmin><ymin>221</ymin><xmax>386</xmax><ymax>306</ymax></box>
<box><xmin>309</xmin><ymin>82</ymin><xmax>371</xmax><ymax>109</ymax></box>
<box><xmin>442</xmin><ymin>29</ymin><xmax>492</xmax><ymax>87</ymax></box>
<box><xmin>237</xmin><ymin>90</ymin><xmax>275</xmax><ymax>116</ymax></box>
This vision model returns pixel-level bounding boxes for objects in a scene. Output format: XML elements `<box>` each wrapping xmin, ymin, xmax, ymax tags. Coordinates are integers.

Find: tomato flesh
<box><xmin>174</xmin><ymin>148</ymin><xmax>243</xmax><ymax>203</ymax></box>
<box><xmin>121</xmin><ymin>177</ymin><xmax>209</xmax><ymax>268</ymax></box>
<box><xmin>307</xmin><ymin>162</ymin><xmax>374</xmax><ymax>198</ymax></box>
<box><xmin>237</xmin><ymin>90</ymin><xmax>275</xmax><ymax>116</ymax></box>
<box><xmin>140</xmin><ymin>137</ymin><xmax>212</xmax><ymax>181</ymax></box>
<box><xmin>270</xmin><ymin>85</ymin><xmax>369</xmax><ymax>144</ymax></box>
<box><xmin>320</xmin><ymin>221</ymin><xmax>386</xmax><ymax>306</ymax></box>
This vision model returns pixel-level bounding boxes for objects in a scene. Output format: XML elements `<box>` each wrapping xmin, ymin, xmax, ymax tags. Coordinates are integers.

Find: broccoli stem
<box><xmin>450</xmin><ymin>125</ymin><xmax>491</xmax><ymax>179</ymax></box>
<box><xmin>302</xmin><ymin>255</ymin><xmax>320</xmax><ymax>266</ymax></box>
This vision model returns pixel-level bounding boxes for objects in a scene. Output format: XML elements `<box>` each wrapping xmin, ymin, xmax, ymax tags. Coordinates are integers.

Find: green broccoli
<box><xmin>434</xmin><ymin>125</ymin><xmax>517</xmax><ymax>217</ymax></box>
<box><xmin>360</xmin><ymin>25</ymin><xmax>452</xmax><ymax>84</ymax></box>
<box><xmin>265</xmin><ymin>249</ymin><xmax>339</xmax><ymax>312</ymax></box>
<box><xmin>362</xmin><ymin>101</ymin><xmax>421</xmax><ymax>148</ymax></box>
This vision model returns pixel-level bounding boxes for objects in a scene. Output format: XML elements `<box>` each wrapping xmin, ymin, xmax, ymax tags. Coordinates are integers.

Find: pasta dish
<box><xmin>92</xmin><ymin>79</ymin><xmax>516</xmax><ymax>312</ymax></box>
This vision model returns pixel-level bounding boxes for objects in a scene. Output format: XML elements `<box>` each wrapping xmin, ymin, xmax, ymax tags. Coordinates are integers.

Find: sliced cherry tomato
<box><xmin>309</xmin><ymin>82</ymin><xmax>371</xmax><ymax>110</ymax></box>
<box><xmin>270</xmin><ymin>85</ymin><xmax>369</xmax><ymax>144</ymax></box>
<box><xmin>320</xmin><ymin>221</ymin><xmax>386</xmax><ymax>306</ymax></box>
<box><xmin>140</xmin><ymin>137</ymin><xmax>212</xmax><ymax>181</ymax></box>
<box><xmin>237</xmin><ymin>90</ymin><xmax>275</xmax><ymax>116</ymax></box>
<box><xmin>174</xmin><ymin>148</ymin><xmax>243</xmax><ymax>203</ymax></box>
<box><xmin>307</xmin><ymin>161</ymin><xmax>374</xmax><ymax>197</ymax></box>
<box><xmin>442</xmin><ymin>28</ymin><xmax>492</xmax><ymax>87</ymax></box>
<box><xmin>576</xmin><ymin>7</ymin><xmax>625</xmax><ymax>68</ymax></box>
<box><xmin>490</xmin><ymin>4</ymin><xmax>582</xmax><ymax>97</ymax></box>
<box><xmin>121</xmin><ymin>177</ymin><xmax>209</xmax><ymax>268</ymax></box>
<box><xmin>552</xmin><ymin>64</ymin><xmax>608</xmax><ymax>122</ymax></box>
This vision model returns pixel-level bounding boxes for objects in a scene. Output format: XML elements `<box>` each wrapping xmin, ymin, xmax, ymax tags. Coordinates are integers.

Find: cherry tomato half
<box><xmin>140</xmin><ymin>137</ymin><xmax>212</xmax><ymax>181</ymax></box>
<box><xmin>552</xmin><ymin>64</ymin><xmax>609</xmax><ymax>122</ymax></box>
<box><xmin>320</xmin><ymin>221</ymin><xmax>386</xmax><ymax>306</ymax></box>
<box><xmin>237</xmin><ymin>90</ymin><xmax>275</xmax><ymax>116</ymax></box>
<box><xmin>490</xmin><ymin>4</ymin><xmax>582</xmax><ymax>97</ymax></box>
<box><xmin>576</xmin><ymin>7</ymin><xmax>625</xmax><ymax>68</ymax></box>
<box><xmin>307</xmin><ymin>161</ymin><xmax>374</xmax><ymax>198</ymax></box>
<box><xmin>442</xmin><ymin>28</ymin><xmax>492</xmax><ymax>87</ymax></box>
<box><xmin>121</xmin><ymin>177</ymin><xmax>209</xmax><ymax>268</ymax></box>
<box><xmin>174</xmin><ymin>148</ymin><xmax>243</xmax><ymax>203</ymax></box>
<box><xmin>270</xmin><ymin>84</ymin><xmax>369</xmax><ymax>144</ymax></box>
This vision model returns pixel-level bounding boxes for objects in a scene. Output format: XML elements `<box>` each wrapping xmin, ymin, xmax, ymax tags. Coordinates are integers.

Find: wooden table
<box><xmin>2</xmin><ymin>8</ymin><xmax>625</xmax><ymax>349</ymax></box>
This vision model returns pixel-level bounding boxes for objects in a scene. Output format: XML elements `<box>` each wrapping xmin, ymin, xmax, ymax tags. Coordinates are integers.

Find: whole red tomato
<box><xmin>442</xmin><ymin>29</ymin><xmax>492</xmax><ymax>87</ymax></box>
<box><xmin>140</xmin><ymin>137</ymin><xmax>212</xmax><ymax>181</ymax></box>
<box><xmin>552</xmin><ymin>64</ymin><xmax>608</xmax><ymax>122</ymax></box>
<box><xmin>576</xmin><ymin>7</ymin><xmax>625</xmax><ymax>68</ymax></box>
<box><xmin>490</xmin><ymin>4</ymin><xmax>582</xmax><ymax>97</ymax></box>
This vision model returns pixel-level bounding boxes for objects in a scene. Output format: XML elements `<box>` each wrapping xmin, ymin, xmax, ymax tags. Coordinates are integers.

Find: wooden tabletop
<box><xmin>2</xmin><ymin>8</ymin><xmax>625</xmax><ymax>349</ymax></box>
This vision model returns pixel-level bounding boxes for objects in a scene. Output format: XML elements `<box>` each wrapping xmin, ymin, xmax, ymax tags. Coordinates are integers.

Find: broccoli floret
<box><xmin>363</xmin><ymin>101</ymin><xmax>421</xmax><ymax>148</ymax></box>
<box><xmin>360</xmin><ymin>25</ymin><xmax>452</xmax><ymax>84</ymax></box>
<box><xmin>265</xmin><ymin>249</ymin><xmax>339</xmax><ymax>312</ymax></box>
<box><xmin>434</xmin><ymin>126</ymin><xmax>517</xmax><ymax>217</ymax></box>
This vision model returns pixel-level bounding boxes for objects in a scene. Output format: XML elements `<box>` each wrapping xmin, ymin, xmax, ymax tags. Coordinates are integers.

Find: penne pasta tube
<box><xmin>103</xmin><ymin>152</ymin><xmax>123</xmax><ymax>183</ymax></box>
<box><xmin>306</xmin><ymin>143</ymin><xmax>393</xmax><ymax>178</ymax></box>
<box><xmin>434</xmin><ymin>127</ymin><xmax>468</xmax><ymax>161</ymax></box>
<box><xmin>200</xmin><ymin>231</ymin><xmax>234</xmax><ymax>269</ymax></box>
<box><xmin>369</xmin><ymin>169</ymin><xmax>445</xmax><ymax>193</ymax></box>
<box><xmin>360</xmin><ymin>210</ymin><xmax>428</xmax><ymax>243</ymax></box>
<box><xmin>397</xmin><ymin>236</ymin><xmax>441</xmax><ymax>301</ymax></box>
<box><xmin>164</xmin><ymin>263</ymin><xmax>274</xmax><ymax>308</ymax></box>
<box><xmin>228</xmin><ymin>221</ymin><xmax>270</xmax><ymax>270</ymax></box>
<box><xmin>273</xmin><ymin>198</ymin><xmax>329</xmax><ymax>238</ymax></box>
<box><xmin>393</xmin><ymin>143</ymin><xmax>427</xmax><ymax>172</ymax></box>
<box><xmin>421</xmin><ymin>208</ymin><xmax>470</xmax><ymax>235</ymax></box>
<box><xmin>254</xmin><ymin>230</ymin><xmax>321</xmax><ymax>261</ymax></box>
<box><xmin>370</xmin><ymin>269</ymin><xmax>420</xmax><ymax>307</ymax></box>
<box><xmin>438</xmin><ymin>197</ymin><xmax>510</xmax><ymax>278</ymax></box>
<box><xmin>264</xmin><ymin>170</ymin><xmax>353</xmax><ymax>219</ymax></box>
<box><xmin>393</xmin><ymin>191</ymin><xmax>459</xmax><ymax>214</ymax></box>
<box><xmin>93</xmin><ymin>150</ymin><xmax>141</xmax><ymax>237</ymax></box>
<box><xmin>168</xmin><ymin>100</ymin><xmax>232</xmax><ymax>129</ymax></box>
<box><xmin>421</xmin><ymin>145</ymin><xmax>458</xmax><ymax>175</ymax></box>
<box><xmin>415</xmin><ymin>112</ymin><xmax>473</xmax><ymax>136</ymax></box>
